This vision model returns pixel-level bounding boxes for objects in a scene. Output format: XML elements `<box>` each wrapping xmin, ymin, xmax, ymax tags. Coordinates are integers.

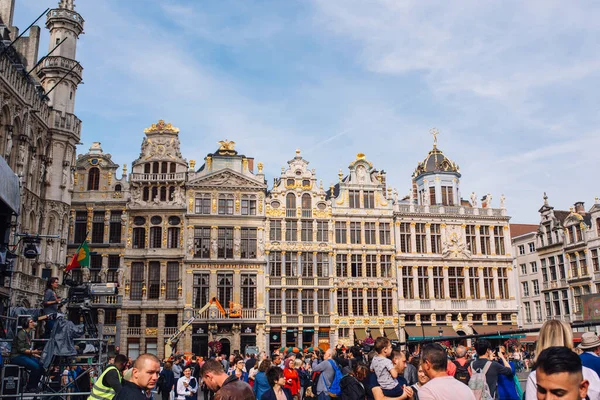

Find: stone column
<box><xmin>362</xmin><ymin>288</ymin><xmax>368</xmax><ymax>316</ymax></box>
<box><xmin>478</xmin><ymin>267</ymin><xmax>485</xmax><ymax>299</ymax></box>
<box><xmin>475</xmin><ymin>225</ymin><xmax>482</xmax><ymax>255</ymax></box>
<box><xmin>375</xmin><ymin>221</ymin><xmax>380</xmax><ymax>246</ymax></box>
<box><xmin>410</xmin><ymin>222</ymin><xmax>417</xmax><ymax>253</ymax></box>
<box><xmin>234</xmin><ymin>226</ymin><xmax>241</xmax><ymax>260</ymax></box>
<box><xmin>210</xmin><ymin>226</ymin><xmax>218</xmax><ymax>259</ymax></box>
<box><xmin>427</xmin><ymin>266</ymin><xmax>435</xmax><ymax>300</ymax></box>
<box><xmin>425</xmin><ymin>223</ymin><xmax>432</xmax><ymax>253</ymax></box>
<box><xmin>434</xmin><ymin>177</ymin><xmax>442</xmax><ymax>205</ymax></box>
<box><xmin>464</xmin><ymin>267</ymin><xmax>471</xmax><ymax>298</ymax></box>
<box><xmin>361</xmin><ymin>253</ymin><xmax>366</xmax><ymax>278</ymax></box>
<box><xmin>281</xmin><ymin>252</ymin><xmax>287</xmax><ymax>276</ymax></box>
<box><xmin>492</xmin><ymin>267</ymin><xmax>500</xmax><ymax>299</ymax></box>
<box><xmin>298</xmin><ymin>251</ymin><xmax>303</xmax><ymax>276</ymax></box>
<box><xmin>104</xmin><ymin>210</ymin><xmax>110</xmax><ymax>243</ymax></box>
<box><xmin>348</xmin><ymin>288</ymin><xmax>353</xmax><ymax>315</ymax></box>
<box><xmin>376</xmin><ymin>254</ymin><xmax>381</xmax><ymax>277</ymax></box>
<box><xmin>489</xmin><ymin>226</ymin><xmax>496</xmax><ymax>255</ymax></box>
<box><xmin>412</xmin><ymin>266</ymin><xmax>419</xmax><ymax>299</ymax></box>
<box><xmin>394</xmin><ymin>222</ymin><xmax>401</xmax><ymax>252</ymax></box>
<box><xmin>377</xmin><ymin>287</ymin><xmax>383</xmax><ymax>316</ymax></box>
<box><xmin>443</xmin><ymin>266</ymin><xmax>450</xmax><ymax>299</ymax></box>
<box><xmin>346</xmin><ymin>221</ymin><xmax>351</xmax><ymax>244</ymax></box>
<box><xmin>209</xmin><ymin>270</ymin><xmax>218</xmax><ymax>299</ymax></box>
<box><xmin>398</xmin><ymin>263</ymin><xmax>404</xmax><ymax>299</ymax></box>
<box><xmin>233</xmin><ymin>270</ymin><xmax>241</xmax><ymax>303</ymax></box>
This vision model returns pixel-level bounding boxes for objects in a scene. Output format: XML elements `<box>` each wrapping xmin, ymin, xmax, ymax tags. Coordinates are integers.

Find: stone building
<box><xmin>327</xmin><ymin>153</ymin><xmax>398</xmax><ymax>346</ymax></box>
<box><xmin>530</xmin><ymin>195</ymin><xmax>600</xmax><ymax>326</ymax></box>
<box><xmin>119</xmin><ymin>120</ymin><xmax>188</xmax><ymax>359</ymax></box>
<box><xmin>395</xmin><ymin>137</ymin><xmax>518</xmax><ymax>342</ymax></box>
<box><xmin>511</xmin><ymin>224</ymin><xmax>542</xmax><ymax>329</ymax></box>
<box><xmin>183</xmin><ymin>140</ymin><xmax>267</xmax><ymax>357</ymax></box>
<box><xmin>264</xmin><ymin>150</ymin><xmax>333</xmax><ymax>352</ymax></box>
<box><xmin>68</xmin><ymin>142</ymin><xmax>129</xmax><ymax>345</ymax></box>
<box><xmin>0</xmin><ymin>0</ymin><xmax>84</xmax><ymax>308</ymax></box>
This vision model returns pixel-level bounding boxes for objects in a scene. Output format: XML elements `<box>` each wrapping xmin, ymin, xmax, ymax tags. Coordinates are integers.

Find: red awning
<box><xmin>573</xmin><ymin>332</ymin><xmax>585</xmax><ymax>343</ymax></box>
<box><xmin>521</xmin><ymin>335</ymin><xmax>538</xmax><ymax>344</ymax></box>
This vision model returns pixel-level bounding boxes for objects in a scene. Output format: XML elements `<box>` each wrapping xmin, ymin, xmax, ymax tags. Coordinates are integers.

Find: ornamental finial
<box><xmin>543</xmin><ymin>192</ymin><xmax>549</xmax><ymax>206</ymax></box>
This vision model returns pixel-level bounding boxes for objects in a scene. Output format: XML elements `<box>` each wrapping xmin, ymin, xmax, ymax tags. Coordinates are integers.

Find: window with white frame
<box><xmin>520</xmin><ymin>264</ymin><xmax>527</xmax><ymax>275</ymax></box>
<box><xmin>522</xmin><ymin>282</ymin><xmax>530</xmax><ymax>297</ymax></box>
<box><xmin>532</xmin><ymin>279</ymin><xmax>540</xmax><ymax>295</ymax></box>
<box><xmin>518</xmin><ymin>245</ymin><xmax>525</xmax><ymax>255</ymax></box>
<box><xmin>528</xmin><ymin>242</ymin><xmax>536</xmax><ymax>252</ymax></box>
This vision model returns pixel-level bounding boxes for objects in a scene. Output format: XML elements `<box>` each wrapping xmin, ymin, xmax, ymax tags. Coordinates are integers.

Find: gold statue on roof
<box><xmin>218</xmin><ymin>140</ymin><xmax>236</xmax><ymax>151</ymax></box>
<box><xmin>430</xmin><ymin>128</ymin><xmax>439</xmax><ymax>147</ymax></box>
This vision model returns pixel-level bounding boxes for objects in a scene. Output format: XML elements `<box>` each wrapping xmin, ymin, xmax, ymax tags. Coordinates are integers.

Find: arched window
<box><xmin>151</xmin><ymin>186</ymin><xmax>158</xmax><ymax>201</ymax></box>
<box><xmin>301</xmin><ymin>193</ymin><xmax>311</xmax><ymax>209</ymax></box>
<box><xmin>88</xmin><ymin>167</ymin><xmax>100</xmax><ymax>190</ymax></box>
<box><xmin>152</xmin><ymin>162</ymin><xmax>159</xmax><ymax>173</ymax></box>
<box><xmin>169</xmin><ymin>186</ymin><xmax>175</xmax><ymax>201</ymax></box>
<box><xmin>143</xmin><ymin>187</ymin><xmax>149</xmax><ymax>201</ymax></box>
<box><xmin>144</xmin><ymin>163</ymin><xmax>151</xmax><ymax>173</ymax></box>
<box><xmin>597</xmin><ymin>218</ymin><xmax>600</xmax><ymax>237</ymax></box>
<box><xmin>161</xmin><ymin>162</ymin><xmax>168</xmax><ymax>173</ymax></box>
<box><xmin>160</xmin><ymin>186</ymin><xmax>167</xmax><ymax>201</ymax></box>
<box><xmin>115</xmin><ymin>184</ymin><xmax>122</xmax><ymax>192</ymax></box>
<box><xmin>286</xmin><ymin>193</ymin><xmax>296</xmax><ymax>209</ymax></box>
<box><xmin>170</xmin><ymin>163</ymin><xmax>176</xmax><ymax>173</ymax></box>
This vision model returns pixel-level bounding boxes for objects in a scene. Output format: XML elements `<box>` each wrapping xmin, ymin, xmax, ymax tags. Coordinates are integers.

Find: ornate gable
<box><xmin>188</xmin><ymin>169</ymin><xmax>265</xmax><ymax>190</ymax></box>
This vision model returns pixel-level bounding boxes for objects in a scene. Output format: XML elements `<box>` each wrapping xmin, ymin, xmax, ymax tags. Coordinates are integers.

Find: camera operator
<box><xmin>42</xmin><ymin>277</ymin><xmax>62</xmax><ymax>337</ymax></box>
<box><xmin>10</xmin><ymin>318</ymin><xmax>44</xmax><ymax>392</ymax></box>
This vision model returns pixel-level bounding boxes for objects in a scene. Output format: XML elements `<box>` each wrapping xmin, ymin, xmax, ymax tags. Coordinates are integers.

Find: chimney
<box><xmin>247</xmin><ymin>158</ymin><xmax>254</xmax><ymax>173</ymax></box>
<box><xmin>574</xmin><ymin>201</ymin><xmax>585</xmax><ymax>214</ymax></box>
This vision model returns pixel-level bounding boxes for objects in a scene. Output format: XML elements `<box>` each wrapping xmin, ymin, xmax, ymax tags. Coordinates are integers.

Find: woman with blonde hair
<box><xmin>525</xmin><ymin>320</ymin><xmax>600</xmax><ymax>399</ymax></box>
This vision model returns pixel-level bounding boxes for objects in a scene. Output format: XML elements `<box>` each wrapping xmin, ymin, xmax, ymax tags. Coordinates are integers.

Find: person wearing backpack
<box><xmin>448</xmin><ymin>345</ymin><xmax>472</xmax><ymax>385</ymax></box>
<box><xmin>312</xmin><ymin>349</ymin><xmax>340</xmax><ymax>400</ymax></box>
<box><xmin>418</xmin><ymin>343</ymin><xmax>475</xmax><ymax>400</ymax></box>
<box><xmin>470</xmin><ymin>340</ymin><xmax>513</xmax><ymax>400</ymax></box>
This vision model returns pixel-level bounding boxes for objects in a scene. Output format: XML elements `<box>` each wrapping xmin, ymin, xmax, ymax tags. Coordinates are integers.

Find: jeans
<box><xmin>44</xmin><ymin>320</ymin><xmax>56</xmax><ymax>338</ymax></box>
<box><xmin>11</xmin><ymin>354</ymin><xmax>44</xmax><ymax>390</ymax></box>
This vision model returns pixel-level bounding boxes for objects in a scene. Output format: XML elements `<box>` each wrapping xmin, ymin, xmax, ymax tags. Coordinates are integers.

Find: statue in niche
<box><xmin>62</xmin><ymin>166</ymin><xmax>69</xmax><ymax>187</ymax></box>
<box><xmin>234</xmin><ymin>240</ymin><xmax>240</xmax><ymax>257</ymax></box>
<box><xmin>46</xmin><ymin>241</ymin><xmax>54</xmax><ymax>263</ymax></box>
<box><xmin>356</xmin><ymin>166</ymin><xmax>366</xmax><ymax>183</ymax></box>
<box><xmin>117</xmin><ymin>268</ymin><xmax>125</xmax><ymax>286</ymax></box>
<box><xmin>17</xmin><ymin>143</ymin><xmax>26</xmax><ymax>164</ymax></box>
<box><xmin>5</xmin><ymin>133</ymin><xmax>12</xmax><ymax>157</ymax></box>
<box><xmin>131</xmin><ymin>187</ymin><xmax>141</xmax><ymax>205</ymax></box>
<box><xmin>30</xmin><ymin>154</ymin><xmax>37</xmax><ymax>178</ymax></box>
<box><xmin>188</xmin><ymin>236</ymin><xmax>195</xmax><ymax>255</ymax></box>
<box><xmin>44</xmin><ymin>163</ymin><xmax>52</xmax><ymax>185</ymax></box>
<box><xmin>211</xmin><ymin>238</ymin><xmax>218</xmax><ymax>257</ymax></box>
<box><xmin>257</xmin><ymin>233</ymin><xmax>264</xmax><ymax>256</ymax></box>
<box><xmin>470</xmin><ymin>192</ymin><xmax>477</xmax><ymax>207</ymax></box>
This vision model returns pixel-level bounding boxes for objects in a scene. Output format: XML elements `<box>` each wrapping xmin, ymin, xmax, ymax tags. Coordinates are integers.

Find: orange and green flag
<box><xmin>66</xmin><ymin>241</ymin><xmax>90</xmax><ymax>271</ymax></box>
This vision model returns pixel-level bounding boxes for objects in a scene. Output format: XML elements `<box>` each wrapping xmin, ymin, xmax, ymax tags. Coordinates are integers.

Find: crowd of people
<box><xmin>9</xmin><ymin>312</ymin><xmax>600</xmax><ymax>400</ymax></box>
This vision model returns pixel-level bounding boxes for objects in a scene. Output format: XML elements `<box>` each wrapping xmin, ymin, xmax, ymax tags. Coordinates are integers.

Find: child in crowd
<box><xmin>370</xmin><ymin>337</ymin><xmax>404</xmax><ymax>397</ymax></box>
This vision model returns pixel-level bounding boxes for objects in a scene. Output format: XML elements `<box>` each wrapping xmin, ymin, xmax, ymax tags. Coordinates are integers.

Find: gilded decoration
<box><xmin>218</xmin><ymin>140</ymin><xmax>236</xmax><ymax>151</ymax></box>
<box><xmin>144</xmin><ymin>119</ymin><xmax>180</xmax><ymax>133</ymax></box>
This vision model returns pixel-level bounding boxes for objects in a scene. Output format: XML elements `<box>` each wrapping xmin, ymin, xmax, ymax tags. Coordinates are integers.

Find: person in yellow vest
<box><xmin>88</xmin><ymin>354</ymin><xmax>128</xmax><ymax>400</ymax></box>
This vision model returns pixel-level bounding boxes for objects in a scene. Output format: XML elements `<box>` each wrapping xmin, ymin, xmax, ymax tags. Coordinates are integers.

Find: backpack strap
<box><xmin>482</xmin><ymin>360</ymin><xmax>492</xmax><ymax>375</ymax></box>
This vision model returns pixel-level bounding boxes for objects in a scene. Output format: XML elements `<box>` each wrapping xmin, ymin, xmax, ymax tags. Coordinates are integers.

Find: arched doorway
<box><xmin>220</xmin><ymin>338</ymin><xmax>231</xmax><ymax>357</ymax></box>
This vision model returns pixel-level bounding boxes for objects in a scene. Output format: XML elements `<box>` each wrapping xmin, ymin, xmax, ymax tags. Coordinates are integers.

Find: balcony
<box><xmin>286</xmin><ymin>209</ymin><xmax>297</xmax><ymax>218</ymax></box>
<box><xmin>286</xmin><ymin>277</ymin><xmax>299</xmax><ymax>286</ymax></box>
<box><xmin>163</xmin><ymin>327</ymin><xmax>179</xmax><ymax>336</ymax></box>
<box><xmin>127</xmin><ymin>327</ymin><xmax>142</xmax><ymax>336</ymax></box>
<box><xmin>451</xmin><ymin>300</ymin><xmax>467</xmax><ymax>309</ymax></box>
<box><xmin>318</xmin><ymin>315</ymin><xmax>330</xmax><ymax>324</ymax></box>
<box><xmin>420</xmin><ymin>300</ymin><xmax>431</xmax><ymax>309</ymax></box>
<box><xmin>395</xmin><ymin>204</ymin><xmax>506</xmax><ymax>217</ymax></box>
<box><xmin>317</xmin><ymin>278</ymin><xmax>330</xmax><ymax>286</ymax></box>
<box><xmin>194</xmin><ymin>307</ymin><xmax>262</xmax><ymax>321</ymax></box>
<box><xmin>49</xmin><ymin>110</ymin><xmax>82</xmax><ymax>136</ymax></box>
<box><xmin>486</xmin><ymin>300</ymin><xmax>497</xmax><ymax>308</ymax></box>
<box><xmin>130</xmin><ymin>172</ymin><xmax>187</xmax><ymax>183</ymax></box>
<box><xmin>92</xmin><ymin>295</ymin><xmax>122</xmax><ymax>307</ymax></box>
<box><xmin>302</xmin><ymin>209</ymin><xmax>312</xmax><ymax>218</ymax></box>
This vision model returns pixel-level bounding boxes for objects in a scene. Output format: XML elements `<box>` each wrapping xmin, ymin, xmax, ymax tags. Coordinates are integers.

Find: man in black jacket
<box><xmin>114</xmin><ymin>354</ymin><xmax>160</xmax><ymax>400</ymax></box>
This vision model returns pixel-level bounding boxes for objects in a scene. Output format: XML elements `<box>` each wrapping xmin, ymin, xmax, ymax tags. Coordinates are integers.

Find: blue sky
<box><xmin>14</xmin><ymin>0</ymin><xmax>600</xmax><ymax>223</ymax></box>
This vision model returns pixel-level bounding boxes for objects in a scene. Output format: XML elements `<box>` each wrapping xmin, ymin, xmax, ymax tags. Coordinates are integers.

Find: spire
<box><xmin>58</xmin><ymin>0</ymin><xmax>75</xmax><ymax>10</ymax></box>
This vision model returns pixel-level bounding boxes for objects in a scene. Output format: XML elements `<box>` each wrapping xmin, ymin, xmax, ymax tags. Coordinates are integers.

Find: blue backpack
<box><xmin>325</xmin><ymin>360</ymin><xmax>343</xmax><ymax>397</ymax></box>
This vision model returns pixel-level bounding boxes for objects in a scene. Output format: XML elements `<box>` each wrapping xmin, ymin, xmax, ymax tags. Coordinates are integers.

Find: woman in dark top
<box><xmin>10</xmin><ymin>318</ymin><xmax>44</xmax><ymax>391</ymax></box>
<box><xmin>341</xmin><ymin>364</ymin><xmax>367</xmax><ymax>400</ymax></box>
<box><xmin>261</xmin><ymin>367</ymin><xmax>293</xmax><ymax>400</ymax></box>
<box><xmin>159</xmin><ymin>361</ymin><xmax>175</xmax><ymax>400</ymax></box>
<box><xmin>42</xmin><ymin>277</ymin><xmax>61</xmax><ymax>337</ymax></box>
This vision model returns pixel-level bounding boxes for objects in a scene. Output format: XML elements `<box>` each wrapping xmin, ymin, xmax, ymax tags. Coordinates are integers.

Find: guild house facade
<box><xmin>69</xmin><ymin>123</ymin><xmax>519</xmax><ymax>359</ymax></box>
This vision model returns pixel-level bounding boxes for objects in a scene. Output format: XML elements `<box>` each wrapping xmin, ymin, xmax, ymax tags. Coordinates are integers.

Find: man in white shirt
<box><xmin>418</xmin><ymin>343</ymin><xmax>476</xmax><ymax>400</ymax></box>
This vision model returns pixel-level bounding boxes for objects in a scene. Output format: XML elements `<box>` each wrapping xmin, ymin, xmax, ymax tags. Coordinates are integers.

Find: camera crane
<box><xmin>164</xmin><ymin>297</ymin><xmax>225</xmax><ymax>358</ymax></box>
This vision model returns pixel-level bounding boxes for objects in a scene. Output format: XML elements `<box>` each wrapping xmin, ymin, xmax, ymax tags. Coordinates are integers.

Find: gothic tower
<box><xmin>36</xmin><ymin>0</ymin><xmax>84</xmax><ymax>201</ymax></box>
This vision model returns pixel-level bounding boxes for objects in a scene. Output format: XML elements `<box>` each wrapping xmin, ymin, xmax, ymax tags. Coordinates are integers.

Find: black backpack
<box><xmin>452</xmin><ymin>360</ymin><xmax>470</xmax><ymax>384</ymax></box>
